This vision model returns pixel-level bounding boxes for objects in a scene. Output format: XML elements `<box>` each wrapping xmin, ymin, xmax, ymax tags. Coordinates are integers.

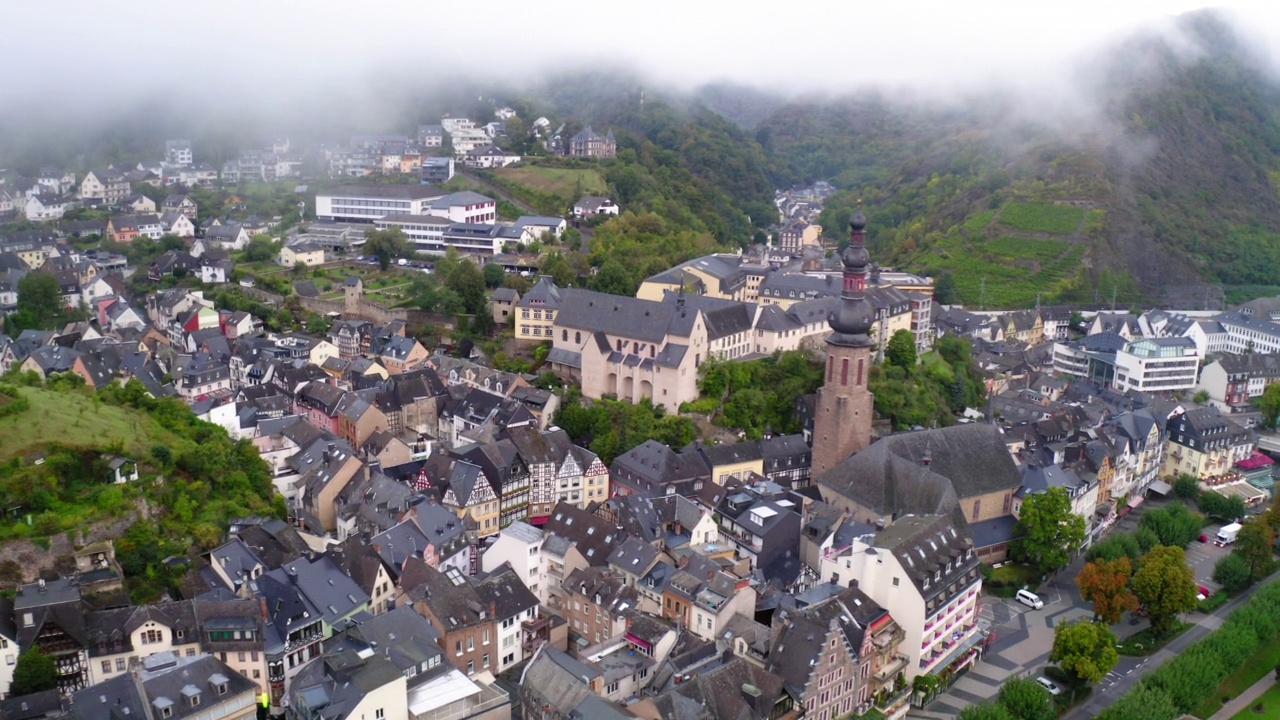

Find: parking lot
<box><xmin>1186</xmin><ymin>522</ymin><xmax>1234</xmax><ymax>595</ymax></box>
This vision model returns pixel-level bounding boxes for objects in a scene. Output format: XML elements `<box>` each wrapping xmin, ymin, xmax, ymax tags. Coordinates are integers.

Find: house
<box><xmin>476</xmin><ymin>562</ymin><xmax>542</xmax><ymax>672</ymax></box>
<box><xmin>69</xmin><ymin>652</ymin><xmax>257</xmax><ymax>720</ymax></box>
<box><xmin>420</xmin><ymin>156</ymin><xmax>454</xmax><ymax>184</ymax></box>
<box><xmin>24</xmin><ymin>195</ymin><xmax>74</xmax><ymax>221</ymax></box>
<box><xmin>560</xmin><ymin>566</ymin><xmax>638</xmax><ymax>648</ymax></box>
<box><xmin>198</xmin><ymin>256</ymin><xmax>234</xmax><ymax>284</ymax></box>
<box><xmin>573</xmin><ymin>195</ymin><xmax>619</xmax><ymax>218</ymax></box>
<box><xmin>15</xmin><ymin>577</ymin><xmax>91</xmax><ymax>692</ymax></box>
<box><xmin>568</xmin><ymin>127</ymin><xmax>617</xmax><ymax>158</ymax></box>
<box><xmin>775</xmin><ymin>218</ymin><xmax>820</xmax><ymax>255</ymax></box>
<box><xmin>461</xmin><ymin>145</ymin><xmax>521</xmax><ymax>169</ymax></box>
<box><xmin>163</xmin><ymin>193</ymin><xmax>199</xmax><ymax>220</ymax></box>
<box><xmin>819</xmin><ymin>513</ymin><xmax>983</xmax><ymax>681</ymax></box>
<box><xmin>160</xmin><ymin>209</ymin><xmax>196</xmax><ymax>237</ymax></box>
<box><xmin>79</xmin><ymin>168</ymin><xmax>130</xmax><ymax>205</ymax></box>
<box><xmin>0</xmin><ymin>596</ymin><xmax>16</xmax><ymax>698</ymax></box>
<box><xmin>279</xmin><ymin>242</ymin><xmax>326</xmax><ymax>267</ymax></box>
<box><xmin>108</xmin><ymin>456</ymin><xmax>140</xmax><ymax>483</ymax></box>
<box><xmin>108</xmin><ymin>213</ymin><xmax>165</xmax><ymax>242</ymax></box>
<box><xmin>123</xmin><ymin>194</ymin><xmax>157</xmax><ymax>213</ymax></box>
<box><xmin>375</xmin><ymin>335</ymin><xmax>429</xmax><ymax>375</ymax></box>
<box><xmin>492</xmin><ymin>286</ymin><xmax>519</xmax><ymax>325</ymax></box>
<box><xmin>204</xmin><ymin>224</ymin><xmax>250</xmax><ymax>251</ymax></box>
<box><xmin>519</xmin><ymin>646</ymin><xmax>635</xmax><ymax>720</ymax></box>
<box><xmin>396</xmin><ymin>562</ymin><xmax>498</xmax><ymax>678</ymax></box>
<box><xmin>767</xmin><ymin>585</ymin><xmax>908</xmax><ymax>719</ymax></box>
<box><xmin>515</xmin><ymin>215</ymin><xmax>567</xmax><ymax>240</ymax></box>
<box><xmin>418</xmin><ymin>124</ymin><xmax>445</xmax><ymax>147</ymax></box>
<box><xmin>165</xmin><ymin>139</ymin><xmax>194</xmax><ymax>166</ymax></box>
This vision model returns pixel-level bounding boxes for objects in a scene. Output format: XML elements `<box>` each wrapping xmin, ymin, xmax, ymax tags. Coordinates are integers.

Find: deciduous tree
<box><xmin>996</xmin><ymin>677</ymin><xmax>1055</xmax><ymax>720</ymax></box>
<box><xmin>1212</xmin><ymin>553</ymin><xmax>1251</xmax><ymax>594</ymax></box>
<box><xmin>958</xmin><ymin>703</ymin><xmax>1014</xmax><ymax>720</ymax></box>
<box><xmin>1233</xmin><ymin>517</ymin><xmax>1276</xmax><ymax>583</ymax></box>
<box><xmin>885</xmin><ymin>329</ymin><xmax>918</xmax><ymax>369</ymax></box>
<box><xmin>11</xmin><ymin>647</ymin><xmax>58</xmax><ymax>696</ymax></box>
<box><xmin>13</xmin><ymin>272</ymin><xmax>64</xmax><ymax>331</ymax></box>
<box><xmin>1076</xmin><ymin>557</ymin><xmax>1139</xmax><ymax>624</ymax></box>
<box><xmin>482</xmin><ymin>263</ymin><xmax>506</xmax><ymax>288</ymax></box>
<box><xmin>1172</xmin><ymin>474</ymin><xmax>1200</xmax><ymax>500</ymax></box>
<box><xmin>1260</xmin><ymin>382</ymin><xmax>1280</xmax><ymax>429</ymax></box>
<box><xmin>1050</xmin><ymin>620</ymin><xmax>1119</xmax><ymax>686</ymax></box>
<box><xmin>1131</xmin><ymin>545</ymin><xmax>1198</xmax><ymax>637</ymax></box>
<box><xmin>1139</xmin><ymin>503</ymin><xmax>1202</xmax><ymax>548</ymax></box>
<box><xmin>363</xmin><ymin>227</ymin><xmax>409</xmax><ymax>271</ymax></box>
<box><xmin>1011</xmin><ymin>487</ymin><xmax>1086</xmax><ymax>574</ymax></box>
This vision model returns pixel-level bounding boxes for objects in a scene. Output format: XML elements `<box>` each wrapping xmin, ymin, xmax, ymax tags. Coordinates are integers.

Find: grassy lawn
<box><xmin>1117</xmin><ymin>622</ymin><xmax>1191</xmax><ymax>656</ymax></box>
<box><xmin>0</xmin><ymin>387</ymin><xmax>177</xmax><ymax>461</ymax></box>
<box><xmin>983</xmin><ymin>562</ymin><xmax>1040</xmax><ymax>597</ymax></box>
<box><xmin>494</xmin><ymin>165</ymin><xmax>607</xmax><ymax>198</ymax></box>
<box><xmin>996</xmin><ymin>201</ymin><xmax>1087</xmax><ymax>234</ymax></box>
<box><xmin>1230</xmin><ymin>683</ymin><xmax>1280</xmax><ymax>719</ymax></box>
<box><xmin>1197</xmin><ymin>637</ymin><xmax>1280</xmax><ymax>718</ymax></box>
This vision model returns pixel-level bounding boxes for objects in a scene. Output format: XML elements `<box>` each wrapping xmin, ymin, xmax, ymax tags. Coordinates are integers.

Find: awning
<box><xmin>1127</xmin><ymin>495</ymin><xmax>1145</xmax><ymax>509</ymax></box>
<box><xmin>1147</xmin><ymin>480</ymin><xmax>1172</xmax><ymax>496</ymax></box>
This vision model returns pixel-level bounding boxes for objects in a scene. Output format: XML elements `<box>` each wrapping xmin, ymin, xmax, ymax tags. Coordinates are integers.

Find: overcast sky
<box><xmin>3</xmin><ymin>1</ymin><xmax>1278</xmax><ymax>123</ymax></box>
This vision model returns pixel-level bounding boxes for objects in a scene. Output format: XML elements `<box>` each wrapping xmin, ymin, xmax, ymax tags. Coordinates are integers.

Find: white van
<box><xmin>1016</xmin><ymin>589</ymin><xmax>1044</xmax><ymax>610</ymax></box>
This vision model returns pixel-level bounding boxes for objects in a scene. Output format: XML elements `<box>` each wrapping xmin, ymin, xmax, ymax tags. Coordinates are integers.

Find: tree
<box><xmin>243</xmin><ymin>234</ymin><xmax>279</xmax><ymax>262</ymax></box>
<box><xmin>1050</xmin><ymin>620</ymin><xmax>1119</xmax><ymax>686</ymax></box>
<box><xmin>1197</xmin><ymin>490</ymin><xmax>1246</xmax><ymax>522</ymax></box>
<box><xmin>1076</xmin><ymin>557</ymin><xmax>1139</xmax><ymax>624</ymax></box>
<box><xmin>589</xmin><ymin>258</ymin><xmax>638</xmax><ymax>296</ymax></box>
<box><xmin>934</xmin><ymin>272</ymin><xmax>958</xmax><ymax>304</ymax></box>
<box><xmin>363</xmin><ymin>227</ymin><xmax>409</xmax><ymax>271</ymax></box>
<box><xmin>885</xmin><ymin>329</ymin><xmax>918</xmax><ymax>369</ymax></box>
<box><xmin>1172</xmin><ymin>474</ymin><xmax>1200</xmax><ymax>500</ymax></box>
<box><xmin>10</xmin><ymin>647</ymin><xmax>58</xmax><ymax>696</ymax></box>
<box><xmin>540</xmin><ymin>251</ymin><xmax>578</xmax><ymax>287</ymax></box>
<box><xmin>445</xmin><ymin>259</ymin><xmax>487</xmax><ymax>316</ymax></box>
<box><xmin>1193</xmin><ymin>389</ymin><xmax>1211</xmax><ymax>404</ymax></box>
<box><xmin>1131</xmin><ymin>545</ymin><xmax>1198</xmax><ymax>637</ymax></box>
<box><xmin>1011</xmin><ymin>487</ymin><xmax>1086</xmax><ymax>574</ymax></box>
<box><xmin>13</xmin><ymin>272</ymin><xmax>64</xmax><ymax>331</ymax></box>
<box><xmin>482</xmin><ymin>263</ymin><xmax>506</xmax><ymax>288</ymax></box>
<box><xmin>1233</xmin><ymin>517</ymin><xmax>1276</xmax><ymax>583</ymax></box>
<box><xmin>1212</xmin><ymin>553</ymin><xmax>1251</xmax><ymax>594</ymax></box>
<box><xmin>1260</xmin><ymin>382</ymin><xmax>1280</xmax><ymax>429</ymax></box>
<box><xmin>996</xmin><ymin>677</ymin><xmax>1055</xmax><ymax>720</ymax></box>
<box><xmin>1139</xmin><ymin>503</ymin><xmax>1203</xmax><ymax>547</ymax></box>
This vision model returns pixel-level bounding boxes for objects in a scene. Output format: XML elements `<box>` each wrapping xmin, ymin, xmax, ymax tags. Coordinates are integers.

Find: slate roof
<box><xmin>875</xmin><ymin>513</ymin><xmax>980</xmax><ymax>606</ymax></box>
<box><xmin>69</xmin><ymin>653</ymin><xmax>256</xmax><ymax>720</ymax></box>
<box><xmin>817</xmin><ymin>423</ymin><xmax>1021</xmax><ymax>520</ymax></box>
<box><xmin>476</xmin><ymin>562</ymin><xmax>540</xmax><ymax>621</ymax></box>
<box><xmin>542</xmin><ymin>502</ymin><xmax>626</xmax><ymax>565</ymax></box>
<box><xmin>519</xmin><ymin>646</ymin><xmax>602</xmax><ymax>717</ymax></box>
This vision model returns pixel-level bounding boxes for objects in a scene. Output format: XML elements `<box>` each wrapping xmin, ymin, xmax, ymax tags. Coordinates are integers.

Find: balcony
<box><xmin>874</xmin><ymin>654</ymin><xmax>910</xmax><ymax>683</ymax></box>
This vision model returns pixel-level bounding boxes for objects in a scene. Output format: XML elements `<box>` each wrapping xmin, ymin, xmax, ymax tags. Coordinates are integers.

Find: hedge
<box><xmin>1097</xmin><ymin>579</ymin><xmax>1280</xmax><ymax>719</ymax></box>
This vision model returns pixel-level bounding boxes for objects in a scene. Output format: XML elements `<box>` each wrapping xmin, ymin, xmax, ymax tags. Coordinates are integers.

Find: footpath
<box><xmin>1210</xmin><ymin>675</ymin><xmax>1275</xmax><ymax>720</ymax></box>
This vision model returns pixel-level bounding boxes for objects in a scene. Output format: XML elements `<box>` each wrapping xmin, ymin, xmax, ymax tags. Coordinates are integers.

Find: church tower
<box><xmin>811</xmin><ymin>207</ymin><xmax>877</xmax><ymax>477</ymax></box>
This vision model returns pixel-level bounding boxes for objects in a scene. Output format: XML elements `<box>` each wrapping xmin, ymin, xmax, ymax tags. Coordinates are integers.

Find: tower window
<box><xmin>841</xmin><ymin>358</ymin><xmax>849</xmax><ymax>385</ymax></box>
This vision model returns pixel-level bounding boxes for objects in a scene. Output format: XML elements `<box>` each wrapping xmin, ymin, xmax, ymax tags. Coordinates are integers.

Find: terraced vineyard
<box><xmin>918</xmin><ymin>235</ymin><xmax>1088</xmax><ymax>308</ymax></box>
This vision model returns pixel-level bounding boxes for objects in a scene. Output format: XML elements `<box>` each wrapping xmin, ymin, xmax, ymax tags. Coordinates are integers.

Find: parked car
<box><xmin>1198</xmin><ymin>533</ymin><xmax>1209</xmax><ymax>543</ymax></box>
<box><xmin>1197</xmin><ymin>584</ymin><xmax>1212</xmax><ymax>601</ymax></box>
<box><xmin>1036</xmin><ymin>677</ymin><xmax>1063</xmax><ymax>696</ymax></box>
<box><xmin>1016</xmin><ymin>589</ymin><xmax>1044</xmax><ymax>610</ymax></box>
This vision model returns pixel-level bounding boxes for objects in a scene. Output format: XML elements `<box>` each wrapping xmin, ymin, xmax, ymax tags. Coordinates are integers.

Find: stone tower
<box><xmin>811</xmin><ymin>208</ymin><xmax>877</xmax><ymax>477</ymax></box>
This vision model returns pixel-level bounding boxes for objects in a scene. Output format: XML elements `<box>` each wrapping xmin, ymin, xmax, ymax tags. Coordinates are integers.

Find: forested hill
<box><xmin>512</xmin><ymin>78</ymin><xmax>777</xmax><ymax>244</ymax></box>
<box><xmin>746</xmin><ymin>10</ymin><xmax>1280</xmax><ymax>308</ymax></box>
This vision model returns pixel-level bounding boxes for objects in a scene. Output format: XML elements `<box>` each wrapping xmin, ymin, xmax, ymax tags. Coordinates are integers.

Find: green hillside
<box><xmin>750</xmin><ymin>10</ymin><xmax>1280</xmax><ymax>308</ymax></box>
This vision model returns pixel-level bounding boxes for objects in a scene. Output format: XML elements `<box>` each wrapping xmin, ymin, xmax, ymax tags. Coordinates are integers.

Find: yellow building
<box><xmin>514</xmin><ymin>275</ymin><xmax>561</xmax><ymax>342</ymax></box>
<box><xmin>686</xmin><ymin>442</ymin><xmax>764</xmax><ymax>486</ymax></box>
<box><xmin>637</xmin><ymin>254</ymin><xmax>752</xmax><ymax>303</ymax></box>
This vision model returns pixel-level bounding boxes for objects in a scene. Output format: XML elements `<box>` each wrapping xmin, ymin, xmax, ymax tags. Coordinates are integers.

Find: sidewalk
<box><xmin>1211</xmin><ymin>675</ymin><xmax>1275</xmax><ymax>720</ymax></box>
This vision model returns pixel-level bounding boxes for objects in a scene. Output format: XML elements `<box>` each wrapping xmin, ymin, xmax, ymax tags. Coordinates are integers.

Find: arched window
<box><xmin>562</xmin><ymin>330</ymin><xmax>568</xmax><ymax>341</ymax></box>
<box><xmin>575</xmin><ymin>331</ymin><xmax>581</xmax><ymax>344</ymax></box>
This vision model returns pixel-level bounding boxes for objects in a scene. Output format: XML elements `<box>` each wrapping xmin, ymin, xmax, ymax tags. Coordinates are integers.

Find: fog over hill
<box><xmin>5</xmin><ymin>3</ymin><xmax>1280</xmax><ymax>305</ymax></box>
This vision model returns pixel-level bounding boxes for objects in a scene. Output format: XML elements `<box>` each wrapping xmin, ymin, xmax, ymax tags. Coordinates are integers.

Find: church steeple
<box><xmin>811</xmin><ymin>203</ymin><xmax>878</xmax><ymax>478</ymax></box>
<box><xmin>826</xmin><ymin>202</ymin><xmax>876</xmax><ymax>347</ymax></box>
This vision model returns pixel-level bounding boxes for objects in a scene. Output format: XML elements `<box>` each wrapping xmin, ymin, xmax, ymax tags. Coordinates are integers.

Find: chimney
<box><xmin>38</xmin><ymin>578</ymin><xmax>46</xmax><ymax>593</ymax></box>
<box><xmin>921</xmin><ymin>450</ymin><xmax>931</xmax><ymax>467</ymax></box>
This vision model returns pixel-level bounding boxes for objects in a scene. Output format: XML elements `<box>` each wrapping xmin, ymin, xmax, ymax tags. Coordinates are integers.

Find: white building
<box><xmin>819</xmin><ymin>514</ymin><xmax>983</xmax><ymax>679</ymax></box>
<box><xmin>1113</xmin><ymin>337</ymin><xmax>1200</xmax><ymax>394</ymax></box>
<box><xmin>317</xmin><ymin>186</ymin><xmax>494</xmax><ymax>225</ymax></box>
<box><xmin>449</xmin><ymin>128</ymin><xmax>492</xmax><ymax>155</ymax></box>
<box><xmin>1199</xmin><ymin>353</ymin><xmax>1280</xmax><ymax>414</ymax></box>
<box><xmin>1216</xmin><ymin>312</ymin><xmax>1280</xmax><ymax>355</ymax></box>
<box><xmin>165</xmin><ymin>139</ymin><xmax>193</xmax><ymax>166</ymax></box>
<box><xmin>481</xmin><ymin>522</ymin><xmax>544</xmax><ymax>598</ymax></box>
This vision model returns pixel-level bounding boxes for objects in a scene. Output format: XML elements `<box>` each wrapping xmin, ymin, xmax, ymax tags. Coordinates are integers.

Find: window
<box><xmin>607</xmin><ymin>681</ymin><xmax>620</xmax><ymax>694</ymax></box>
<box><xmin>841</xmin><ymin>358</ymin><xmax>849</xmax><ymax>385</ymax></box>
<box><xmin>483</xmin><ymin>653</ymin><xmax>490</xmax><ymax>669</ymax></box>
<box><xmin>161</xmin><ymin>708</ymin><xmax>172</xmax><ymax>719</ymax></box>
<box><xmin>117</xmin><ymin>659</ymin><xmax>126</xmax><ymax>671</ymax></box>
<box><xmin>467</xmin><ymin>661</ymin><xmax>474</xmax><ymax>674</ymax></box>
<box><xmin>455</xmin><ymin>641</ymin><xmax>462</xmax><ymax>656</ymax></box>
<box><xmin>467</xmin><ymin>637</ymin><xmax>474</xmax><ymax>651</ymax></box>
<box><xmin>102</xmin><ymin>660</ymin><xmax>112</xmax><ymax>675</ymax></box>
<box><xmin>483</xmin><ymin>630</ymin><xmax>490</xmax><ymax>645</ymax></box>
<box><xmin>892</xmin><ymin>577</ymin><xmax>900</xmax><ymax>587</ymax></box>
<box><xmin>376</xmin><ymin>710</ymin><xmax>385</xmax><ymax>720</ymax></box>
<box><xmin>186</xmin><ymin>649</ymin><xmax>195</xmax><ymax>657</ymax></box>
<box><xmin>141</xmin><ymin>629</ymin><xmax>164</xmax><ymax>645</ymax></box>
